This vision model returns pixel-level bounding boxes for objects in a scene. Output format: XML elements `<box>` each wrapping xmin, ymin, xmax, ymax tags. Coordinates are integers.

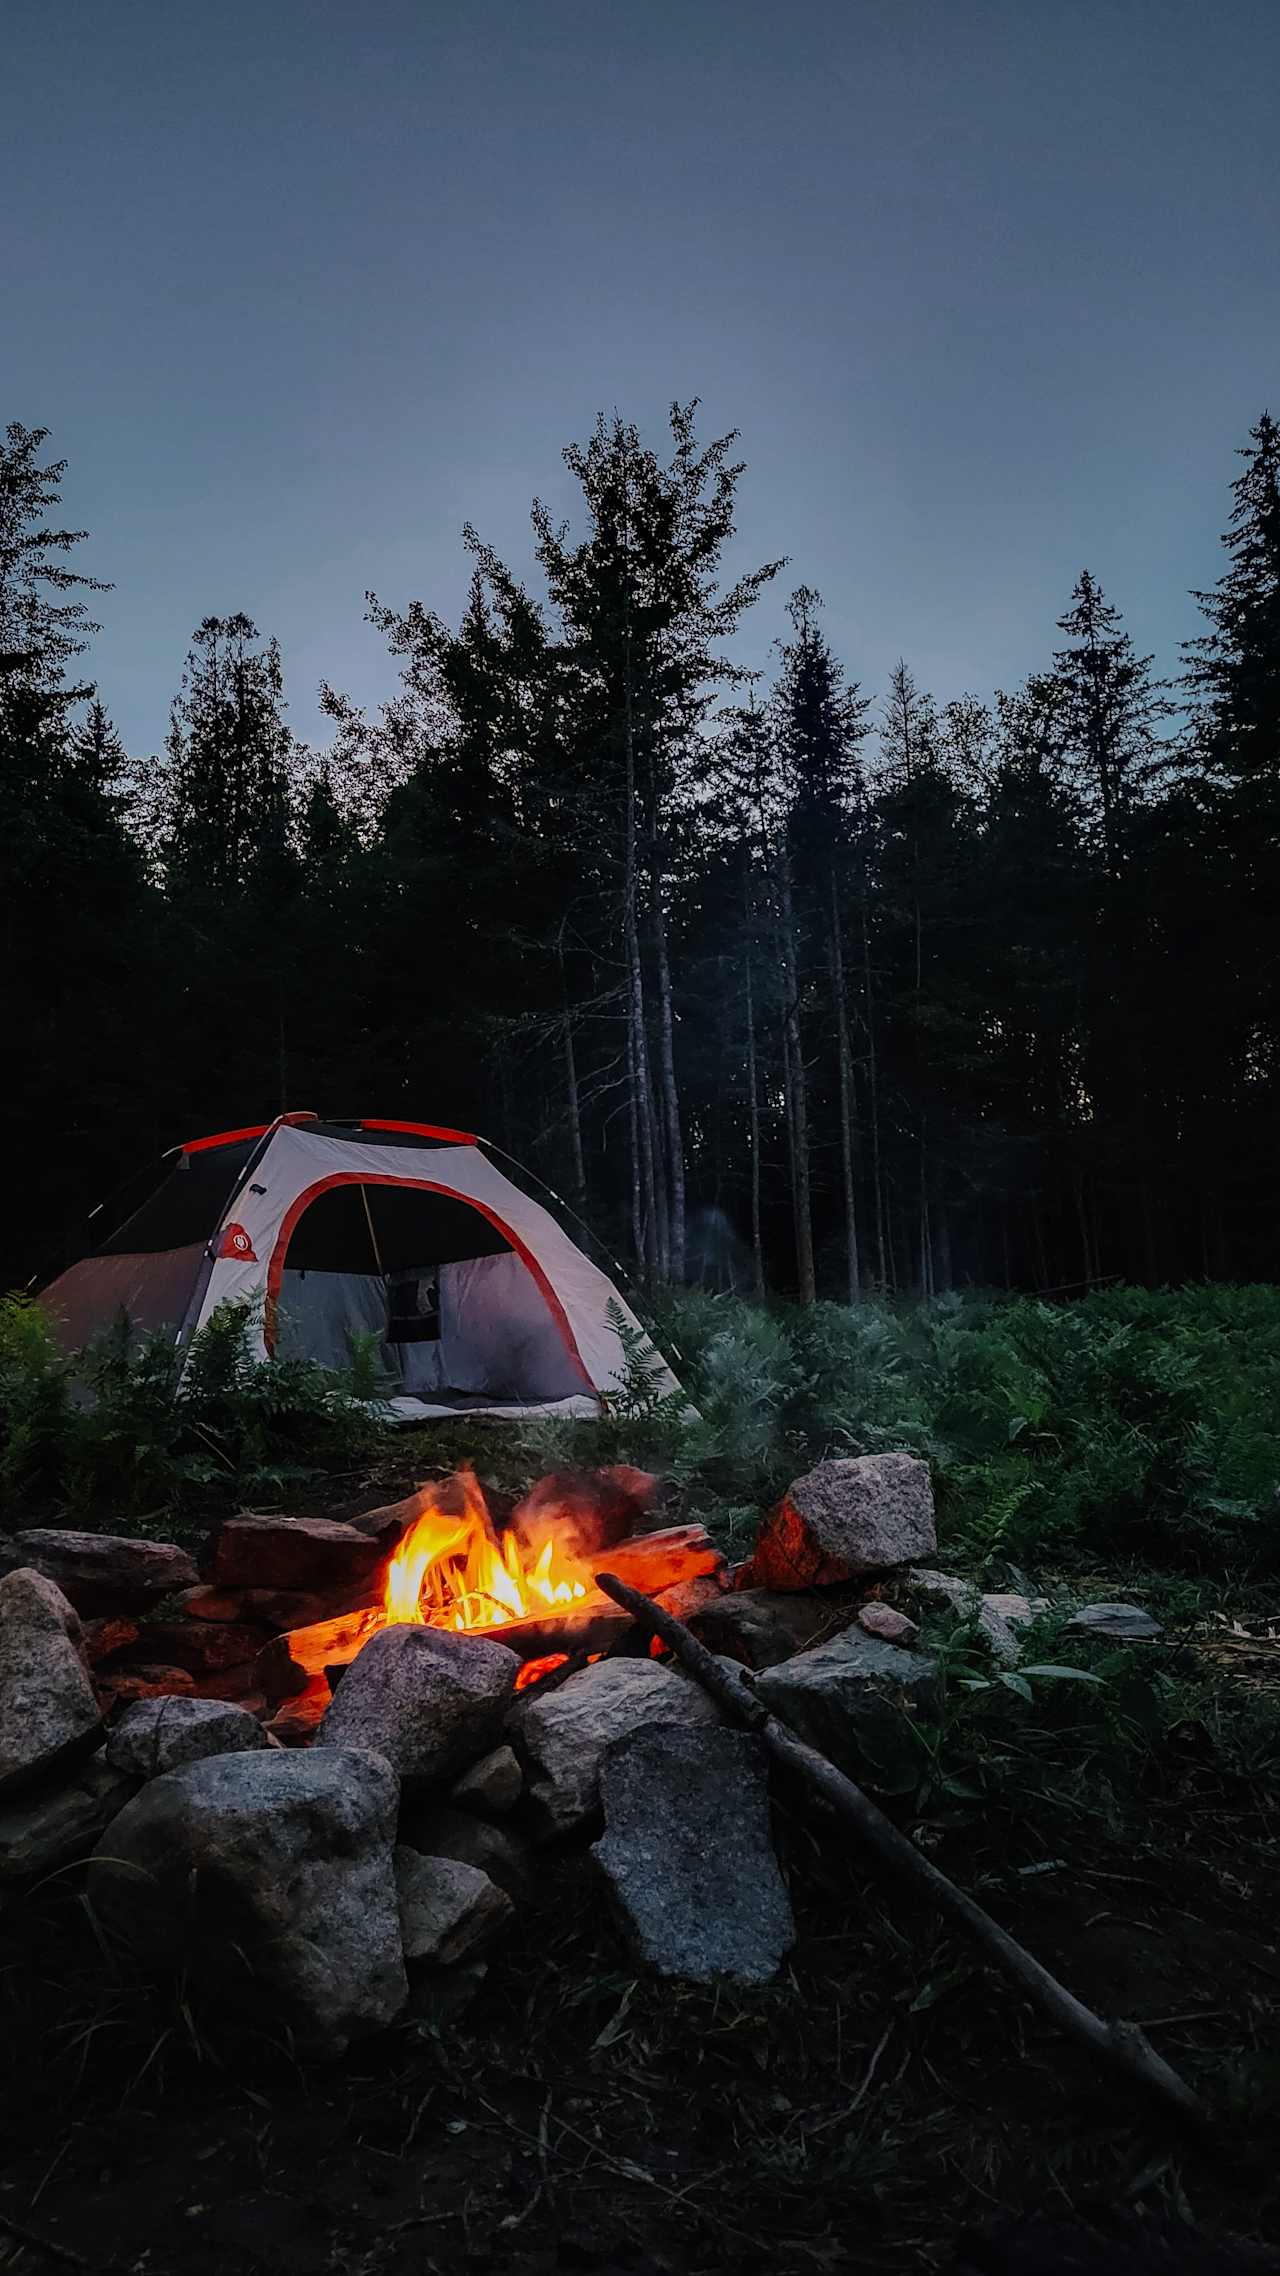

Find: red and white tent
<box><xmin>39</xmin><ymin>1114</ymin><xmax>680</xmax><ymax>1422</ymax></box>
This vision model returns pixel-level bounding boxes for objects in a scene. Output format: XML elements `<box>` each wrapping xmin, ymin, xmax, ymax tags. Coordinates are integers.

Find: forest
<box><xmin>3</xmin><ymin>401</ymin><xmax>1279</xmax><ymax>1302</ymax></box>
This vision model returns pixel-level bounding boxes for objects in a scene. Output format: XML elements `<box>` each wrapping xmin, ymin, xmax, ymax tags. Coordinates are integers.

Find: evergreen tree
<box><xmin>1052</xmin><ymin>570</ymin><xmax>1169</xmax><ymax>879</ymax></box>
<box><xmin>162</xmin><ymin>615</ymin><xmax>294</xmax><ymax>895</ymax></box>
<box><xmin>772</xmin><ymin>587</ymin><xmax>871</xmax><ymax>1297</ymax></box>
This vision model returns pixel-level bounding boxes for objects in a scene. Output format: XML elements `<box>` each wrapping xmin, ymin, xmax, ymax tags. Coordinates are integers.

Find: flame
<box><xmin>384</xmin><ymin>1468</ymin><xmax>591</xmax><ymax>1633</ymax></box>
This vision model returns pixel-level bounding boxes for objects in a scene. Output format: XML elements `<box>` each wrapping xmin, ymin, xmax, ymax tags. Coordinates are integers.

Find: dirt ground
<box><xmin>3</xmin><ymin>1779</ymin><xmax>1278</xmax><ymax>2276</ymax></box>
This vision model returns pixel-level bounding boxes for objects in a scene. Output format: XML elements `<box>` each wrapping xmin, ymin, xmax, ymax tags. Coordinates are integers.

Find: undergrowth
<box><xmin>569</xmin><ymin>1283</ymin><xmax>1280</xmax><ymax>1581</ymax></box>
<box><xmin>0</xmin><ymin>1294</ymin><xmax>380</xmax><ymax>1525</ymax></box>
<box><xmin>5</xmin><ymin>1282</ymin><xmax>1280</xmax><ymax>1584</ymax></box>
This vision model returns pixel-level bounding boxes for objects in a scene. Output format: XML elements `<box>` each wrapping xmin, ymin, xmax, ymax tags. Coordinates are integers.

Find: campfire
<box><xmin>384</xmin><ymin>1469</ymin><xmax>591</xmax><ymax>1633</ymax></box>
<box><xmin>240</xmin><ymin>1467</ymin><xmax>724</xmax><ymax>1725</ymax></box>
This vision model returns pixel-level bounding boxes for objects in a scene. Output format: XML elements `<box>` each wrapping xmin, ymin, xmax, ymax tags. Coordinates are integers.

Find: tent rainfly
<box><xmin>38</xmin><ymin>1114</ymin><xmax>681</xmax><ymax>1423</ymax></box>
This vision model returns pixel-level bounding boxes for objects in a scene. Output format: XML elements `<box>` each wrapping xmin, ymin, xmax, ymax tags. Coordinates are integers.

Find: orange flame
<box><xmin>384</xmin><ymin>1469</ymin><xmax>591</xmax><ymax>1633</ymax></box>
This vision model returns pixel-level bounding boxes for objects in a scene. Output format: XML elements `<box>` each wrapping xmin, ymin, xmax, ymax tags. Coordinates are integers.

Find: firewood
<box><xmin>255</xmin><ymin>1603</ymin><xmax>382</xmax><ymax>1702</ymax></box>
<box><xmin>595</xmin><ymin>1569</ymin><xmax>1210</xmax><ymax>2136</ymax></box>
<box><xmin>586</xmin><ymin>1525</ymin><xmax>722</xmax><ymax>1597</ymax></box>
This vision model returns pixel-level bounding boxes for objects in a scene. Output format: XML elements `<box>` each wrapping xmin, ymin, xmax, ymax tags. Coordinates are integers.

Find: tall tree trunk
<box><xmin>622</xmin><ymin>596</ymin><xmax>659</xmax><ymax>1282</ymax></box>
<box><xmin>858</xmin><ymin>853</ymin><xmax>888</xmax><ymax>1287</ymax></box>
<box><xmin>745</xmin><ymin>948</ymin><xmax>765</xmax><ymax>1301</ymax></box>
<box><xmin>776</xmin><ymin>847</ymin><xmax>816</xmax><ymax>1304</ymax></box>
<box><xmin>829</xmin><ymin>870</ymin><xmax>860</xmax><ymax>1303</ymax></box>
<box><xmin>557</xmin><ymin>926</ymin><xmax>587</xmax><ymax>1211</ymax></box>
<box><xmin>650</xmin><ymin>872</ymin><xmax>686</xmax><ymax>1281</ymax></box>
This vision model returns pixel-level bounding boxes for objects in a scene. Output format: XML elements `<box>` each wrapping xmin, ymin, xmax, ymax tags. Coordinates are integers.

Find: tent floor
<box><xmin>376</xmin><ymin>1392</ymin><xmax>601</xmax><ymax>1425</ymax></box>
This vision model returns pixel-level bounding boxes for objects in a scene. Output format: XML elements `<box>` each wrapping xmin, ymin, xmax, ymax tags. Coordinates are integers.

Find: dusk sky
<box><xmin>5</xmin><ymin>0</ymin><xmax>1278</xmax><ymax>757</ymax></box>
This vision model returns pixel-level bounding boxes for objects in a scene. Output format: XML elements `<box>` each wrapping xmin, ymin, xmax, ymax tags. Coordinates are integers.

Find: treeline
<box><xmin>2</xmin><ymin>403</ymin><xmax>1278</xmax><ymax>1297</ymax></box>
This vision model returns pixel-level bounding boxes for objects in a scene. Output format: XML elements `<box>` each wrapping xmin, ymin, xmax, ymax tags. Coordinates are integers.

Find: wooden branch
<box><xmin>595</xmin><ymin>1570</ymin><xmax>1210</xmax><ymax>2135</ymax></box>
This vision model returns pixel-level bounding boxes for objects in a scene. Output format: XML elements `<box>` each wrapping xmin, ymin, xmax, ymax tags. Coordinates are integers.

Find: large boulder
<box><xmin>89</xmin><ymin>1747</ymin><xmax>407</xmax><ymax>2055</ymax></box>
<box><xmin>752</xmin><ymin>1455</ymin><xmax>936</xmax><ymax>1590</ymax></box>
<box><xmin>508</xmin><ymin>1657</ymin><xmax>723</xmax><ymax>1838</ymax></box>
<box><xmin>315</xmin><ymin>1623</ymin><xmax>519</xmax><ymax>1784</ymax></box>
<box><xmin>213</xmin><ymin>1514</ymin><xmax>392</xmax><ymax>1594</ymax></box>
<box><xmin>394</xmin><ymin>1846</ymin><xmax>513</xmax><ymax>1966</ymax></box>
<box><xmin>0</xmin><ymin>1568</ymin><xmax>103</xmax><ymax>1797</ymax></box>
<box><xmin>106</xmin><ymin>1696</ymin><xmax>271</xmax><ymax>1780</ymax></box>
<box><xmin>12</xmin><ymin>1531</ymin><xmax>199</xmax><ymax>1616</ymax></box>
<box><xmin>755</xmin><ymin>1629</ymin><xmax>942</xmax><ymax>1787</ymax></box>
<box><xmin>594</xmin><ymin>1723</ymin><xmax>794</xmax><ymax>1986</ymax></box>
<box><xmin>0</xmin><ymin>1753</ymin><xmax>133</xmax><ymax>1882</ymax></box>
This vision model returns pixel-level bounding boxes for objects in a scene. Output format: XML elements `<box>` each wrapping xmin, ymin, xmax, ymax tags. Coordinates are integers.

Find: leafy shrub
<box><xmin>0</xmin><ymin>1297</ymin><xmax>381</xmax><ymax>1524</ymax></box>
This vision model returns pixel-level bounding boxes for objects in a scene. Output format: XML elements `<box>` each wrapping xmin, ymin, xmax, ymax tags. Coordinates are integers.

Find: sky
<box><xmin>3</xmin><ymin>0</ymin><xmax>1278</xmax><ymax>757</ymax></box>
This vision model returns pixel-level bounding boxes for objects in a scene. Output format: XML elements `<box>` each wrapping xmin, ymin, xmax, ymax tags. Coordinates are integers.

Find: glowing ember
<box><xmin>384</xmin><ymin>1467</ymin><xmax>591</xmax><ymax>1633</ymax></box>
<box><xmin>514</xmin><ymin>1652</ymin><xmax>570</xmax><ymax>1691</ymax></box>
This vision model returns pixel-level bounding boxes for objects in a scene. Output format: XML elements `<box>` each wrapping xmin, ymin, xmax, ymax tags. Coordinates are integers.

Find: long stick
<box><xmin>594</xmin><ymin>1571</ymin><xmax>1210</xmax><ymax>2134</ymax></box>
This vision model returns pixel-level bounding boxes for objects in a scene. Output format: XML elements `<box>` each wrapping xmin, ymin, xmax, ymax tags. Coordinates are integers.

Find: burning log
<box><xmin>587</xmin><ymin>1525</ymin><xmax>722</xmax><ymax>1597</ymax></box>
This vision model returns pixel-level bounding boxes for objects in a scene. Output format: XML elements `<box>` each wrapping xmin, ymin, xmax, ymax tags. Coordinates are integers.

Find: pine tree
<box><xmin>1052</xmin><ymin>571</ymin><xmax>1169</xmax><ymax>880</ymax></box>
<box><xmin>162</xmin><ymin>615</ymin><xmax>294</xmax><ymax>895</ymax></box>
<box><xmin>1185</xmin><ymin>410</ymin><xmax>1280</xmax><ymax>788</ymax></box>
<box><xmin>773</xmin><ymin>587</ymin><xmax>871</xmax><ymax>1298</ymax></box>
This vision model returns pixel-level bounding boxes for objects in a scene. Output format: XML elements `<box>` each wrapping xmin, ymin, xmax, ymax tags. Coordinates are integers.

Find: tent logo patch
<box><xmin>218</xmin><ymin>1223</ymin><xmax>257</xmax><ymax>1262</ymax></box>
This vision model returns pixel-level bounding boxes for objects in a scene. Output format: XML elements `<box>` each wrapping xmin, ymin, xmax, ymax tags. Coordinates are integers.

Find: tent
<box><xmin>38</xmin><ymin>1114</ymin><xmax>681</xmax><ymax>1422</ymax></box>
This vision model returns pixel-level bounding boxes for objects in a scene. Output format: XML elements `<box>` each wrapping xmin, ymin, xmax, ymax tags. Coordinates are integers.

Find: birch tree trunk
<box><xmin>651</xmin><ymin>869</ymin><xmax>686</xmax><ymax>1281</ymax></box>
<box><xmin>776</xmin><ymin>846</ymin><xmax>816</xmax><ymax>1304</ymax></box>
<box><xmin>745</xmin><ymin>947</ymin><xmax>765</xmax><ymax>1300</ymax></box>
<box><xmin>556</xmin><ymin>924</ymin><xmax>587</xmax><ymax>1210</ymax></box>
<box><xmin>829</xmin><ymin>869</ymin><xmax>860</xmax><ymax>1303</ymax></box>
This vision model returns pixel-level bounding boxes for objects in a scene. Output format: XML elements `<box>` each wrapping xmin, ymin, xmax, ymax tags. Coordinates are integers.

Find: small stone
<box><xmin>901</xmin><ymin>1568</ymin><xmax>980</xmax><ymax>1621</ymax></box>
<box><xmin>106</xmin><ymin>1697</ymin><xmax>271</xmax><ymax>1780</ymax></box>
<box><xmin>213</xmin><ymin>1514</ymin><xmax>392</xmax><ymax>1593</ymax></box>
<box><xmin>89</xmin><ymin>1747</ymin><xmax>407</xmax><ymax>2056</ymax></box>
<box><xmin>0</xmin><ymin>1753</ymin><xmax>133</xmax><ymax>1882</ymax></box>
<box><xmin>508</xmin><ymin>1656</ymin><xmax>723</xmax><ymax>1838</ymax></box>
<box><xmin>594</xmin><ymin>1723</ymin><xmax>793</xmax><ymax>1986</ymax></box>
<box><xmin>316</xmin><ymin>1623</ymin><xmax>519</xmax><ymax>1784</ymax></box>
<box><xmin>755</xmin><ymin>1630</ymin><xmax>941</xmax><ymax>1787</ymax></box>
<box><xmin>394</xmin><ymin>1847</ymin><xmax>513</xmax><ymax>1966</ymax></box>
<box><xmin>12</xmin><ymin>1530</ymin><xmax>199</xmax><ymax>1615</ymax></box>
<box><xmin>0</xmin><ymin>1570</ymin><xmax>103</xmax><ymax>1798</ymax></box>
<box><xmin>857</xmin><ymin>1602</ymin><xmax>919</xmax><ymax>1646</ymax></box>
<box><xmin>976</xmin><ymin>1602</ymin><xmax>1024</xmax><ymax>1667</ymax></box>
<box><xmin>752</xmin><ymin>1454</ymin><xmax>936</xmax><ymax>1591</ymax></box>
<box><xmin>398</xmin><ymin>1805</ymin><xmax>534</xmax><ymax>1900</ymax></box>
<box><xmin>448</xmin><ymin>1743</ymin><xmax>523</xmax><ymax>1818</ymax></box>
<box><xmin>1068</xmin><ymin>1603</ymin><xmax>1163</xmax><ymax>1640</ymax></box>
<box><xmin>899</xmin><ymin>1570</ymin><xmax>1022</xmax><ymax>1665</ymax></box>
<box><xmin>983</xmin><ymin>1592</ymin><xmax>1040</xmax><ymax>1627</ymax></box>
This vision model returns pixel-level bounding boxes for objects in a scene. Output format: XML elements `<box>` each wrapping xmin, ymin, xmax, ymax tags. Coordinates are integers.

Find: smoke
<box><xmin>684</xmin><ymin>1205</ymin><xmax>755</xmax><ymax>1294</ymax></box>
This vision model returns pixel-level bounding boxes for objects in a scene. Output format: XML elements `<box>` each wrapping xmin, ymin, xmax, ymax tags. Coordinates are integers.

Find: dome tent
<box><xmin>38</xmin><ymin>1114</ymin><xmax>681</xmax><ymax>1423</ymax></box>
